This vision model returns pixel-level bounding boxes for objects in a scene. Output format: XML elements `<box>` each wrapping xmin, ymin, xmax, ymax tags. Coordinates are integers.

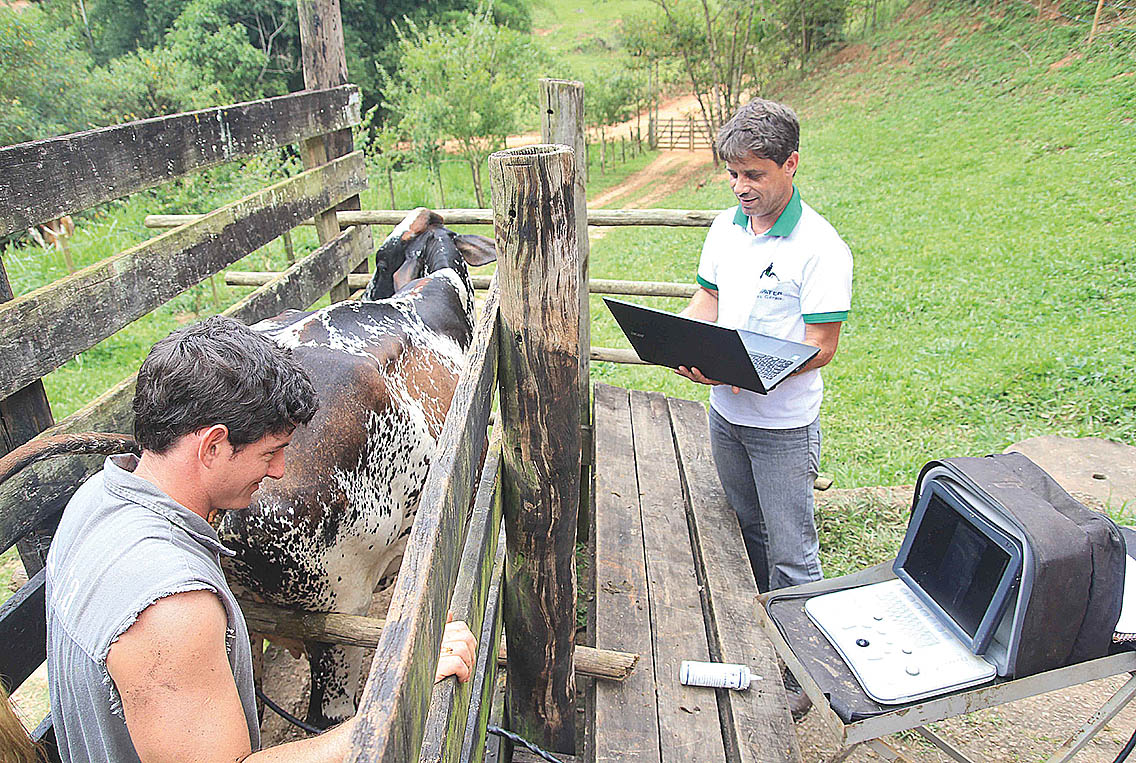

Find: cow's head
<box><xmin>363</xmin><ymin>208</ymin><xmax>496</xmax><ymax>301</ymax></box>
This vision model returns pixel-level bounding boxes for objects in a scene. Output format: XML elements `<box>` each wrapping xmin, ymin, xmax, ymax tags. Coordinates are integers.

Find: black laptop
<box><xmin>603</xmin><ymin>298</ymin><xmax>818</xmax><ymax>394</ymax></box>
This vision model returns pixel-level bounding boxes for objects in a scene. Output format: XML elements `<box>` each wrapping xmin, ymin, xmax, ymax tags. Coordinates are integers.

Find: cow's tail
<box><xmin>0</xmin><ymin>433</ymin><xmax>138</xmax><ymax>486</ymax></box>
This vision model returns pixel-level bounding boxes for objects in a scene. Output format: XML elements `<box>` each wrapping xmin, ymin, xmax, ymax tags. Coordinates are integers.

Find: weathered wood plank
<box><xmin>540</xmin><ymin>79</ymin><xmax>593</xmax><ymax>546</ymax></box>
<box><xmin>0</xmin><ymin>151</ymin><xmax>368</xmax><ymax>401</ymax></box>
<box><xmin>668</xmin><ymin>397</ymin><xmax>801</xmax><ymax>763</ymax></box>
<box><xmin>458</xmin><ymin>535</ymin><xmax>505</xmax><ymax>763</ymax></box>
<box><xmin>0</xmin><ymin>569</ymin><xmax>46</xmax><ymax>691</ymax></box>
<box><xmin>0</xmin><ymin>221</ymin><xmax>372</xmax><ymax>553</ymax></box>
<box><xmin>490</xmin><ymin>145</ymin><xmax>581</xmax><ymax>754</ymax></box>
<box><xmin>419</xmin><ymin>433</ymin><xmax>503</xmax><ymax>763</ymax></box>
<box><xmin>629</xmin><ymin>389</ymin><xmax>726</xmax><ymax>763</ymax></box>
<box><xmin>0</xmin><ymin>86</ymin><xmax>361</xmax><ymax>237</ymax></box>
<box><xmin>593</xmin><ymin>383</ymin><xmax>661</xmax><ymax>763</ymax></box>
<box><xmin>297</xmin><ymin>0</ymin><xmax>354</xmax><ymax>163</ymax></box>
<box><xmin>146</xmin><ymin>208</ymin><xmax>720</xmax><ymax>229</ymax></box>
<box><xmin>0</xmin><ymin>255</ymin><xmax>58</xmax><ymax>572</ymax></box>
<box><xmin>347</xmin><ymin>278</ymin><xmax>499</xmax><ymax>763</ymax></box>
<box><xmin>225</xmin><ymin>271</ymin><xmax>697</xmax><ymax>299</ymax></box>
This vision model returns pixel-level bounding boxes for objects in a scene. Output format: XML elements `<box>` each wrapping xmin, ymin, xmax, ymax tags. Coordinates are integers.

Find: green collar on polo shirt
<box><xmin>732</xmin><ymin>186</ymin><xmax>802</xmax><ymax>237</ymax></box>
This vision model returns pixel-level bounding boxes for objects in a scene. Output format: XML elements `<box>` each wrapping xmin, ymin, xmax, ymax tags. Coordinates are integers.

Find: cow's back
<box><xmin>218</xmin><ymin>296</ymin><xmax>465</xmax><ymax>612</ymax></box>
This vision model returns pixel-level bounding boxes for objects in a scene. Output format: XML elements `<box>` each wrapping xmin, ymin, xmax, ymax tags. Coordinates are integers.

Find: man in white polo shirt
<box><xmin>677</xmin><ymin>99</ymin><xmax>852</xmax><ymax>597</ymax></box>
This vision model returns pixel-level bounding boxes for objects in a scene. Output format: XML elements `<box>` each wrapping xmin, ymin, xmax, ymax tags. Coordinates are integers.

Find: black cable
<box><xmin>1113</xmin><ymin>726</ymin><xmax>1136</xmax><ymax>763</ymax></box>
<box><xmin>486</xmin><ymin>725</ymin><xmax>566</xmax><ymax>763</ymax></box>
<box><xmin>255</xmin><ymin>686</ymin><xmax>325</xmax><ymax>736</ymax></box>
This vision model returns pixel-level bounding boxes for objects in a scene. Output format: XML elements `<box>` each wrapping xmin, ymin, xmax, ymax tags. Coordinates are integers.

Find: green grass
<box><xmin>529</xmin><ymin>0</ymin><xmax>651</xmax><ymax>78</ymax></box>
<box><xmin>589</xmin><ymin>1</ymin><xmax>1136</xmax><ymax>491</ymax></box>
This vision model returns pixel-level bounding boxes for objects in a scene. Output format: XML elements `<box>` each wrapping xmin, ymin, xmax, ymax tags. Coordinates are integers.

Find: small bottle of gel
<box><xmin>679</xmin><ymin>660</ymin><xmax>760</xmax><ymax>690</ymax></box>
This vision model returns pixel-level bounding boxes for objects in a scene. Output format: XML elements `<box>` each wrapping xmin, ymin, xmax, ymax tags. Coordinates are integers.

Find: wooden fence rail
<box><xmin>225</xmin><ymin>271</ymin><xmax>698</xmax><ymax>299</ymax></box>
<box><xmin>0</xmin><ymin>152</ymin><xmax>367</xmax><ymax>401</ymax></box>
<box><xmin>238</xmin><ymin>597</ymin><xmax>638</xmax><ymax>682</ymax></box>
<box><xmin>144</xmin><ymin>207</ymin><xmax>719</xmax><ymax>229</ymax></box>
<box><xmin>0</xmin><ymin>86</ymin><xmax>360</xmax><ymax>237</ymax></box>
<box><xmin>347</xmin><ymin>277</ymin><xmax>500</xmax><ymax>762</ymax></box>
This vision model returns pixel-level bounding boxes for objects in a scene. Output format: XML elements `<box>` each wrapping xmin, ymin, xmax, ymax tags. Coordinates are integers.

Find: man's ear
<box><xmin>197</xmin><ymin>425</ymin><xmax>230</xmax><ymax>468</ymax></box>
<box><xmin>783</xmin><ymin>151</ymin><xmax>800</xmax><ymax>177</ymax></box>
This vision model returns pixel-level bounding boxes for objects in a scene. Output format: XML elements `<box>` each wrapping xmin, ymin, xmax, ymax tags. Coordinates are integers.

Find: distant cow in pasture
<box><xmin>26</xmin><ymin>215</ymin><xmax>75</xmax><ymax>249</ymax></box>
<box><xmin>216</xmin><ymin>208</ymin><xmax>496</xmax><ymax>728</ymax></box>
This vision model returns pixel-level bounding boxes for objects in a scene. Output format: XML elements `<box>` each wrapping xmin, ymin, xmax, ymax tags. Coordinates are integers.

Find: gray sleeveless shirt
<box><xmin>46</xmin><ymin>455</ymin><xmax>260</xmax><ymax>762</ymax></box>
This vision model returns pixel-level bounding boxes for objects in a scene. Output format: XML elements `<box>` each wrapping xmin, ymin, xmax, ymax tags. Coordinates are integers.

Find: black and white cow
<box><xmin>216</xmin><ymin>208</ymin><xmax>496</xmax><ymax>728</ymax></box>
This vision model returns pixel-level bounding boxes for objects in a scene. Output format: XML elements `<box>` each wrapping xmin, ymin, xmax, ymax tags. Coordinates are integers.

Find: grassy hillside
<box><xmin>529</xmin><ymin>0</ymin><xmax>651</xmax><ymax>76</ymax></box>
<box><xmin>588</xmin><ymin>1</ymin><xmax>1136</xmax><ymax>492</ymax></box>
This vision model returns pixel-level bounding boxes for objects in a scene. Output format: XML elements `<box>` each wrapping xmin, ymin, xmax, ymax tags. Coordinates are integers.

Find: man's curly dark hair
<box><xmin>132</xmin><ymin>315</ymin><xmax>318</xmax><ymax>453</ymax></box>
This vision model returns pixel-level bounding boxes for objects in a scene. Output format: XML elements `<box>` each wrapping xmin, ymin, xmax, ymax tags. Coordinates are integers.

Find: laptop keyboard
<box><xmin>748</xmin><ymin>352</ymin><xmax>793</xmax><ymax>380</ymax></box>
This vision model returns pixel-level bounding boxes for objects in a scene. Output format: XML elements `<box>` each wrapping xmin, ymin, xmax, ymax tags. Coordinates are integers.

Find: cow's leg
<box><xmin>304</xmin><ymin>559</ymin><xmax>382</xmax><ymax>730</ymax></box>
<box><xmin>305</xmin><ymin>641</ymin><xmax>366</xmax><ymax>729</ymax></box>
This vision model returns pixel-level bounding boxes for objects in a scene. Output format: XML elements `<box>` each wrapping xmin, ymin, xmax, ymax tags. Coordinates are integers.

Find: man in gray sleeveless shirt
<box><xmin>46</xmin><ymin>316</ymin><xmax>476</xmax><ymax>762</ymax></box>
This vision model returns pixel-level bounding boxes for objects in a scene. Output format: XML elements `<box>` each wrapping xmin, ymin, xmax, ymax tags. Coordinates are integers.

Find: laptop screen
<box><xmin>894</xmin><ymin>480</ymin><xmax>1023</xmax><ymax>653</ymax></box>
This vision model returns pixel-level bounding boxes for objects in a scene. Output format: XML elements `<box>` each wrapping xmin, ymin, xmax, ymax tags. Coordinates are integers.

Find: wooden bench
<box><xmin>591</xmin><ymin>383</ymin><xmax>800</xmax><ymax>762</ymax></box>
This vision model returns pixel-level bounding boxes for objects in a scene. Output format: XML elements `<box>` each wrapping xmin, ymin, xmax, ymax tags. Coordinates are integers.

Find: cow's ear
<box><xmin>454</xmin><ymin>234</ymin><xmax>497</xmax><ymax>267</ymax></box>
<box><xmin>402</xmin><ymin>208</ymin><xmax>446</xmax><ymax>240</ymax></box>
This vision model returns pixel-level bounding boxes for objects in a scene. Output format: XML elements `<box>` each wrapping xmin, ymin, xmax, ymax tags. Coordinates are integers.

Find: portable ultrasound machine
<box><xmin>805</xmin><ymin>466</ymin><xmax>1039</xmax><ymax>704</ymax></box>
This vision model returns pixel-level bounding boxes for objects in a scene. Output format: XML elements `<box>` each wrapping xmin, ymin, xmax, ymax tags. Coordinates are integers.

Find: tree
<box><xmin>0</xmin><ymin>6</ymin><xmax>107</xmax><ymax>144</ymax></box>
<box><xmin>585</xmin><ymin>64</ymin><xmax>643</xmax><ymax>173</ymax></box>
<box><xmin>359</xmin><ymin>106</ymin><xmax>408</xmax><ymax>209</ymax></box>
<box><xmin>382</xmin><ymin>5</ymin><xmax>546</xmax><ymax>207</ymax></box>
<box><xmin>623</xmin><ymin>0</ymin><xmax>784</xmax><ymax>163</ymax></box>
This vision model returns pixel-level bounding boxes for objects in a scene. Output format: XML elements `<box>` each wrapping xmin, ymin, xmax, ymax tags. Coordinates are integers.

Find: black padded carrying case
<box><xmin>917</xmin><ymin>452</ymin><xmax>1124</xmax><ymax>677</ymax></box>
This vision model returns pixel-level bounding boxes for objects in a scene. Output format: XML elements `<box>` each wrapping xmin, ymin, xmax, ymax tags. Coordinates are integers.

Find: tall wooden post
<box><xmin>297</xmin><ymin>0</ymin><xmax>365</xmax><ymax>303</ymax></box>
<box><xmin>539</xmin><ymin>79</ymin><xmax>592</xmax><ymax>544</ymax></box>
<box><xmin>489</xmin><ymin>144</ymin><xmax>581</xmax><ymax>754</ymax></box>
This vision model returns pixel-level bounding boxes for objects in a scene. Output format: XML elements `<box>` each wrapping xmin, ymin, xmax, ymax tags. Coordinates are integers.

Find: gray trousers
<box><xmin>708</xmin><ymin>407</ymin><xmax>823</xmax><ymax>592</ymax></box>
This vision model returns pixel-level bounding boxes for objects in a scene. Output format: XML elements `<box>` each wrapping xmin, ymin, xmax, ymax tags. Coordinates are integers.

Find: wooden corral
<box><xmin>0</xmin><ymin>4</ymin><xmax>799</xmax><ymax>762</ymax></box>
<box><xmin>0</xmin><ymin>12</ymin><xmax>374</xmax><ymax>758</ymax></box>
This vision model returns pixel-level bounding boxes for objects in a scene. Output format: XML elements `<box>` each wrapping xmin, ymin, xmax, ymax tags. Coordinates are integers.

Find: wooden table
<box><xmin>589</xmin><ymin>384</ymin><xmax>800</xmax><ymax>763</ymax></box>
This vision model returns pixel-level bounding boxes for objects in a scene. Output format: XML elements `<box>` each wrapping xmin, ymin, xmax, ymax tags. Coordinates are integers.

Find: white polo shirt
<box><xmin>697</xmin><ymin>187</ymin><xmax>852</xmax><ymax>429</ymax></box>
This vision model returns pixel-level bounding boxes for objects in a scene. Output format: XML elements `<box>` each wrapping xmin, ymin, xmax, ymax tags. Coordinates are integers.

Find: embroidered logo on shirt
<box><xmin>760</xmin><ymin>263</ymin><xmax>777</xmax><ymax>280</ymax></box>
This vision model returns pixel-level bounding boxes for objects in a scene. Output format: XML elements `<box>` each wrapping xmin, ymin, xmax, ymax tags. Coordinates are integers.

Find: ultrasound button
<box><xmin>855</xmin><ymin>638</ymin><xmax>870</xmax><ymax>647</ymax></box>
<box><xmin>906</xmin><ymin>665</ymin><xmax>920</xmax><ymax>676</ymax></box>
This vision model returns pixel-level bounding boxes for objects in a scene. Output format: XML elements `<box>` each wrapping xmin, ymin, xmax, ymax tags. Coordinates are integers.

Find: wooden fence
<box><xmin>0</xmin><ymin>11</ymin><xmax>722</xmax><ymax>759</ymax></box>
<box><xmin>654</xmin><ymin>116</ymin><xmax>714</xmax><ymax>151</ymax></box>
<box><xmin>0</xmin><ymin>77</ymin><xmax>372</xmax><ymax>757</ymax></box>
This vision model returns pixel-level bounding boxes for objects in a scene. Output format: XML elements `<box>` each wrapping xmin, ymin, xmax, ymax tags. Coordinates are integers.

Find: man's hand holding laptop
<box><xmin>674</xmin><ymin>364</ymin><xmax>742</xmax><ymax>394</ymax></box>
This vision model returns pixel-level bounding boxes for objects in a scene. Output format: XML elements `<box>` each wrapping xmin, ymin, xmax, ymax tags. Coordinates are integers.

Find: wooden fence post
<box><xmin>297</xmin><ymin>0</ymin><xmax>366</xmax><ymax>303</ymax></box>
<box><xmin>1089</xmin><ymin>0</ymin><xmax>1107</xmax><ymax>43</ymax></box>
<box><xmin>539</xmin><ymin>78</ymin><xmax>592</xmax><ymax>545</ymax></box>
<box><xmin>0</xmin><ymin>255</ymin><xmax>57</xmax><ymax>574</ymax></box>
<box><xmin>489</xmin><ymin>144</ymin><xmax>581</xmax><ymax>755</ymax></box>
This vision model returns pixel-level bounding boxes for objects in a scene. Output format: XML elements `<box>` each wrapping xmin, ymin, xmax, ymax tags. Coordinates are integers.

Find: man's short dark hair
<box><xmin>133</xmin><ymin>316</ymin><xmax>318</xmax><ymax>454</ymax></box>
<box><xmin>716</xmin><ymin>99</ymin><xmax>800</xmax><ymax>165</ymax></box>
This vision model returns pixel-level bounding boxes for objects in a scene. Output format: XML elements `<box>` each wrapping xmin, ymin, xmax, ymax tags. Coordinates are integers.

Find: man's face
<box><xmin>725</xmin><ymin>151</ymin><xmax>799</xmax><ymax>223</ymax></box>
<box><xmin>212</xmin><ymin>431</ymin><xmax>293</xmax><ymax>510</ymax></box>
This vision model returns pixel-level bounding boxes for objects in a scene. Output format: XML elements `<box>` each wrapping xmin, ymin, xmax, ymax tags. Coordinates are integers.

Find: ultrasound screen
<box><xmin>903</xmin><ymin>491</ymin><xmax>1011</xmax><ymax>637</ymax></box>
